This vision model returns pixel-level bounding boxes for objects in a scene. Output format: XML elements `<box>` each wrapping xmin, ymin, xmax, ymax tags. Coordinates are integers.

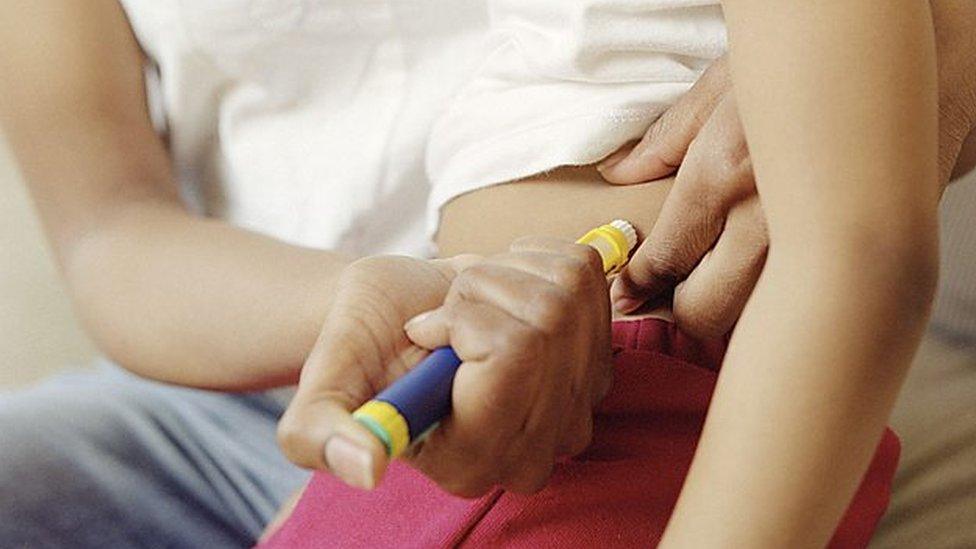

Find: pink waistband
<box><xmin>611</xmin><ymin>317</ymin><xmax>728</xmax><ymax>371</ymax></box>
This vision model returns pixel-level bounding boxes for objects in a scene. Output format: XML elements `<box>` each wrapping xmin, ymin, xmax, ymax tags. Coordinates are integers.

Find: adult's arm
<box><xmin>660</xmin><ymin>1</ymin><xmax>940</xmax><ymax>547</ymax></box>
<box><xmin>0</xmin><ymin>0</ymin><xmax>351</xmax><ymax>390</ymax></box>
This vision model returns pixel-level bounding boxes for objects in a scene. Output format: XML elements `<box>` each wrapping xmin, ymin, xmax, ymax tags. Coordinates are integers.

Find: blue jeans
<box><xmin>0</xmin><ymin>361</ymin><xmax>309</xmax><ymax>548</ymax></box>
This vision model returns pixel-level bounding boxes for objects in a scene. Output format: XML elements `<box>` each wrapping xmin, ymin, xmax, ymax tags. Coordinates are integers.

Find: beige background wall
<box><xmin>0</xmin><ymin>134</ymin><xmax>94</xmax><ymax>388</ymax></box>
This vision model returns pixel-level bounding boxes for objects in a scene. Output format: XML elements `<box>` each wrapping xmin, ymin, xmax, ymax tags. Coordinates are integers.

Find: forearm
<box><xmin>9</xmin><ymin>119</ymin><xmax>348</xmax><ymax>390</ymax></box>
<box><xmin>663</xmin><ymin>1</ymin><xmax>939</xmax><ymax>546</ymax></box>
<box><xmin>0</xmin><ymin>0</ymin><xmax>352</xmax><ymax>390</ymax></box>
<box><xmin>65</xmin><ymin>202</ymin><xmax>350</xmax><ymax>390</ymax></box>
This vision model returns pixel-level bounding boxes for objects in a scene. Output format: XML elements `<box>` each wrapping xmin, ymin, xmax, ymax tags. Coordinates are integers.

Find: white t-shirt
<box><xmin>119</xmin><ymin>0</ymin><xmax>726</xmax><ymax>257</ymax></box>
<box><xmin>427</xmin><ymin>0</ymin><xmax>726</xmax><ymax>238</ymax></box>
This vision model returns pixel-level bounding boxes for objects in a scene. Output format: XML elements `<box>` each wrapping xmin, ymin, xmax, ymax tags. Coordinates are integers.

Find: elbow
<box><xmin>59</xmin><ymin>225</ymin><xmax>135</xmax><ymax>366</ymax></box>
<box><xmin>58</xmin><ymin>212</ymin><xmax>163</xmax><ymax>376</ymax></box>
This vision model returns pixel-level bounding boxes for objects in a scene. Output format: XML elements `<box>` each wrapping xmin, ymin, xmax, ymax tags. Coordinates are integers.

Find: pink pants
<box><xmin>262</xmin><ymin>318</ymin><xmax>899</xmax><ymax>548</ymax></box>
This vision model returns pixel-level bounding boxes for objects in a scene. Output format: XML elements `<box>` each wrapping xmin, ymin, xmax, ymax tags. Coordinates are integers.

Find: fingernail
<box><xmin>597</xmin><ymin>148</ymin><xmax>631</xmax><ymax>173</ymax></box>
<box><xmin>324</xmin><ymin>435</ymin><xmax>375</xmax><ymax>489</ymax></box>
<box><xmin>613</xmin><ymin>296</ymin><xmax>643</xmax><ymax>313</ymax></box>
<box><xmin>404</xmin><ymin>311</ymin><xmax>433</xmax><ymax>331</ymax></box>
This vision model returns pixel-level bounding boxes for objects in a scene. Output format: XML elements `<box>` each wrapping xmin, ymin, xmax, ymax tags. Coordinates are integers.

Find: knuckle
<box><xmin>657</xmin><ymin>99</ymin><xmax>696</xmax><ymax>135</ymax></box>
<box><xmin>645</xmin><ymin>115</ymin><xmax>670</xmax><ymax>143</ymax></box>
<box><xmin>734</xmin><ymin>223</ymin><xmax>770</xmax><ymax>255</ymax></box>
<box><xmin>462</xmin><ymin>262</ymin><xmax>495</xmax><ymax>283</ymax></box>
<box><xmin>681</xmin><ymin>149</ymin><xmax>749</xmax><ymax>203</ymax></box>
<box><xmin>714</xmin><ymin>142</ymin><xmax>751</xmax><ymax>183</ymax></box>
<box><xmin>275</xmin><ymin>412</ymin><xmax>301</xmax><ymax>449</ymax></box>
<box><xmin>568</xmin><ymin>245</ymin><xmax>605</xmax><ymax>278</ymax></box>
<box><xmin>494</xmin><ymin>325</ymin><xmax>538</xmax><ymax>357</ymax></box>
<box><xmin>638</xmin><ymin>245</ymin><xmax>687</xmax><ymax>283</ymax></box>
<box><xmin>686</xmin><ymin>103</ymin><xmax>712</xmax><ymax>131</ymax></box>
<box><xmin>551</xmin><ymin>255</ymin><xmax>591</xmax><ymax>289</ymax></box>
<box><xmin>580</xmin><ymin>245</ymin><xmax>605</xmax><ymax>275</ymax></box>
<box><xmin>644</xmin><ymin>119</ymin><xmax>684</xmax><ymax>163</ymax></box>
<box><xmin>726</xmin><ymin>203</ymin><xmax>770</xmax><ymax>254</ymax></box>
<box><xmin>451</xmin><ymin>264</ymin><xmax>492</xmax><ymax>300</ymax></box>
<box><xmin>526</xmin><ymin>288</ymin><xmax>572</xmax><ymax>332</ymax></box>
<box><xmin>275</xmin><ymin>415</ymin><xmax>312</xmax><ymax>466</ymax></box>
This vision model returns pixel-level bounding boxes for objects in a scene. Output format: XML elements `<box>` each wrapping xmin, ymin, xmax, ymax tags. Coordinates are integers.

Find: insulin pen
<box><xmin>352</xmin><ymin>220</ymin><xmax>638</xmax><ymax>458</ymax></box>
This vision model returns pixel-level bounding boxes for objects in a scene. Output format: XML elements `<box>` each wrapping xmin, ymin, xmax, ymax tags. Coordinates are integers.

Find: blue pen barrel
<box><xmin>353</xmin><ymin>347</ymin><xmax>461</xmax><ymax>456</ymax></box>
<box><xmin>377</xmin><ymin>347</ymin><xmax>460</xmax><ymax>440</ymax></box>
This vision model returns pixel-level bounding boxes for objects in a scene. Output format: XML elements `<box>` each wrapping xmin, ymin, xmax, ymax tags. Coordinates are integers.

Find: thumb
<box><xmin>277</xmin><ymin>335</ymin><xmax>390</xmax><ymax>489</ymax></box>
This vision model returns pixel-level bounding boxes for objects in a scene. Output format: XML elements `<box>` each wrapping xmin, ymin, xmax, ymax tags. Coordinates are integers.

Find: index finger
<box><xmin>610</xmin><ymin>93</ymin><xmax>752</xmax><ymax>312</ymax></box>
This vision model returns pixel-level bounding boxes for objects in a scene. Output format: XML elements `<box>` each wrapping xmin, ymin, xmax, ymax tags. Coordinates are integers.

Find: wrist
<box><xmin>292</xmin><ymin>252</ymin><xmax>356</xmax><ymax>380</ymax></box>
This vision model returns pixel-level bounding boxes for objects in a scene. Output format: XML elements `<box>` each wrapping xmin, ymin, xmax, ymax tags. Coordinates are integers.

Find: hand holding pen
<box><xmin>277</xmin><ymin>223</ymin><xmax>635</xmax><ymax>496</ymax></box>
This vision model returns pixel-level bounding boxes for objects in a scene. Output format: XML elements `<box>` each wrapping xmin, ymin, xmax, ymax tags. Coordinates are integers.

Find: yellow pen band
<box><xmin>576</xmin><ymin>220</ymin><xmax>637</xmax><ymax>274</ymax></box>
<box><xmin>352</xmin><ymin>400</ymin><xmax>410</xmax><ymax>457</ymax></box>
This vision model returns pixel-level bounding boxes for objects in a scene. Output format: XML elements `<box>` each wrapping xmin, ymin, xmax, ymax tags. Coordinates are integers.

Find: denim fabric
<box><xmin>0</xmin><ymin>361</ymin><xmax>308</xmax><ymax>548</ymax></box>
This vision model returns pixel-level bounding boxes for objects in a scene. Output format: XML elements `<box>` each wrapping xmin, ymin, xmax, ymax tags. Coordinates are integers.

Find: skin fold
<box><xmin>437</xmin><ymin>166</ymin><xmax>671</xmax><ymax>257</ymax></box>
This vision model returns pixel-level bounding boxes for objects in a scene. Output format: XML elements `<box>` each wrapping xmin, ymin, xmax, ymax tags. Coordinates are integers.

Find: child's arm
<box><xmin>0</xmin><ymin>0</ymin><xmax>352</xmax><ymax>389</ymax></box>
<box><xmin>661</xmin><ymin>2</ymin><xmax>939</xmax><ymax>547</ymax></box>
